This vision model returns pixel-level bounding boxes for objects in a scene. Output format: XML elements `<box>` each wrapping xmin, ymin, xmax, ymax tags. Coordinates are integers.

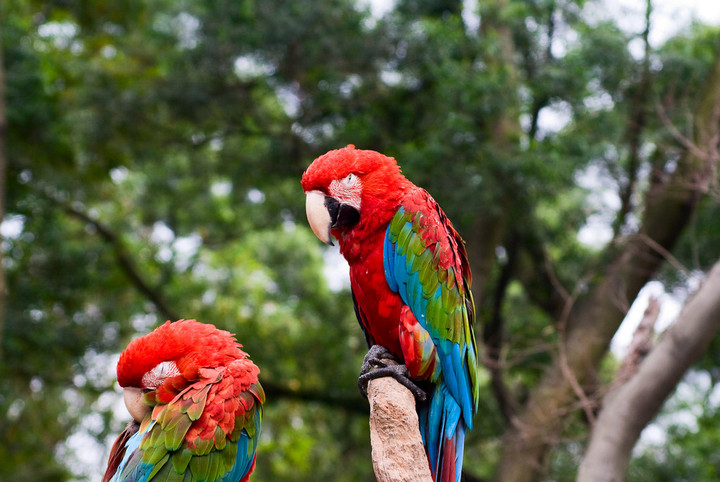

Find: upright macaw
<box><xmin>301</xmin><ymin>145</ymin><xmax>480</xmax><ymax>482</ymax></box>
<box><xmin>103</xmin><ymin>319</ymin><xmax>264</xmax><ymax>482</ymax></box>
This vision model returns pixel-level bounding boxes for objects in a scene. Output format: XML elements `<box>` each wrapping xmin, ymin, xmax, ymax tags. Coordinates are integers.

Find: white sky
<box><xmin>367</xmin><ymin>0</ymin><xmax>720</xmax><ymax>38</ymax></box>
<box><xmin>609</xmin><ymin>0</ymin><xmax>720</xmax><ymax>45</ymax></box>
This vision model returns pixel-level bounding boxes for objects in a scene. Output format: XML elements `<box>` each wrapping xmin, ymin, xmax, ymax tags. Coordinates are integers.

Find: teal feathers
<box><xmin>384</xmin><ymin>203</ymin><xmax>480</xmax><ymax>481</ymax></box>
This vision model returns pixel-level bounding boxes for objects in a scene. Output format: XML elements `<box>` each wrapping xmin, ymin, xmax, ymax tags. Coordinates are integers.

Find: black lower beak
<box><xmin>325</xmin><ymin>196</ymin><xmax>360</xmax><ymax>230</ymax></box>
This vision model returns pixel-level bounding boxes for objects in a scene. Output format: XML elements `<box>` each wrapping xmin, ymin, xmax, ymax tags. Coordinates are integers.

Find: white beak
<box><xmin>305</xmin><ymin>190</ymin><xmax>333</xmax><ymax>245</ymax></box>
<box><xmin>123</xmin><ymin>387</ymin><xmax>150</xmax><ymax>423</ymax></box>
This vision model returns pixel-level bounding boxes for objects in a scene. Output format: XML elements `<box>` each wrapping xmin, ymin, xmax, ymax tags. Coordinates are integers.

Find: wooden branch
<box><xmin>498</xmin><ymin>41</ymin><xmax>720</xmax><ymax>482</ymax></box>
<box><xmin>485</xmin><ymin>234</ymin><xmax>520</xmax><ymax>423</ymax></box>
<box><xmin>612</xmin><ymin>5</ymin><xmax>652</xmax><ymax>239</ymax></box>
<box><xmin>578</xmin><ymin>260</ymin><xmax>720</xmax><ymax>481</ymax></box>
<box><xmin>614</xmin><ymin>296</ymin><xmax>660</xmax><ymax>384</ymax></box>
<box><xmin>367</xmin><ymin>376</ymin><xmax>432</xmax><ymax>482</ymax></box>
<box><xmin>262</xmin><ymin>380</ymin><xmax>367</xmax><ymax>414</ymax></box>
<box><xmin>516</xmin><ymin>228</ymin><xmax>571</xmax><ymax>321</ymax></box>
<box><xmin>67</xmin><ymin>204</ymin><xmax>180</xmax><ymax>321</ymax></box>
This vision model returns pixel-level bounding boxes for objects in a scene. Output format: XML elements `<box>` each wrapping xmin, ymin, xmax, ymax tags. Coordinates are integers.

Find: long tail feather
<box><xmin>420</xmin><ymin>382</ymin><xmax>466</xmax><ymax>482</ymax></box>
<box><xmin>440</xmin><ymin>431</ymin><xmax>456</xmax><ymax>482</ymax></box>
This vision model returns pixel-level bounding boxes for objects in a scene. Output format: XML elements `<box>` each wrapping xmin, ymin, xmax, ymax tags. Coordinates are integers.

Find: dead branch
<box><xmin>656</xmin><ymin>101</ymin><xmax>714</xmax><ymax>163</ymax></box>
<box><xmin>578</xmin><ymin>260</ymin><xmax>720</xmax><ymax>481</ymax></box>
<box><xmin>614</xmin><ymin>296</ymin><xmax>660</xmax><ymax>385</ymax></box>
<box><xmin>367</xmin><ymin>376</ymin><xmax>432</xmax><ymax>482</ymax></box>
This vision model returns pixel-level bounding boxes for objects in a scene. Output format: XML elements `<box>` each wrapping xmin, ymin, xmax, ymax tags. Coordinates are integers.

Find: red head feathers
<box><xmin>301</xmin><ymin>144</ymin><xmax>404</xmax><ymax>195</ymax></box>
<box><xmin>301</xmin><ymin>145</ymin><xmax>411</xmax><ymax>250</ymax></box>
<box><xmin>117</xmin><ymin>319</ymin><xmax>257</xmax><ymax>390</ymax></box>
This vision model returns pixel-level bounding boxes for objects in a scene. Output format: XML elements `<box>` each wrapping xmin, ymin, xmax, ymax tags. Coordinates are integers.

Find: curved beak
<box><xmin>123</xmin><ymin>387</ymin><xmax>150</xmax><ymax>423</ymax></box>
<box><xmin>306</xmin><ymin>190</ymin><xmax>334</xmax><ymax>245</ymax></box>
<box><xmin>305</xmin><ymin>190</ymin><xmax>361</xmax><ymax>246</ymax></box>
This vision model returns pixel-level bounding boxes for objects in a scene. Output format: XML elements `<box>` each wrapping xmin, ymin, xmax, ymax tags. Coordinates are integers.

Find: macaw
<box><xmin>103</xmin><ymin>319</ymin><xmax>264</xmax><ymax>482</ymax></box>
<box><xmin>301</xmin><ymin>145</ymin><xmax>480</xmax><ymax>482</ymax></box>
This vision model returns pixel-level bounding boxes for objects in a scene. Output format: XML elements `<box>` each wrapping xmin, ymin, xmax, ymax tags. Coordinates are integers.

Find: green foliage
<box><xmin>3</xmin><ymin>0</ymin><xmax>720</xmax><ymax>480</ymax></box>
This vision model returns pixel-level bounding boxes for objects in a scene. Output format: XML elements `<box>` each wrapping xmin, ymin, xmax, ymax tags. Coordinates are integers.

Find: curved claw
<box><xmin>358</xmin><ymin>345</ymin><xmax>427</xmax><ymax>402</ymax></box>
<box><xmin>360</xmin><ymin>344</ymin><xmax>399</xmax><ymax>373</ymax></box>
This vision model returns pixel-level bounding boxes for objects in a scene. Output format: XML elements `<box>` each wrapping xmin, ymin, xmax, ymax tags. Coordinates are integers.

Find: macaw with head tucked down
<box><xmin>103</xmin><ymin>319</ymin><xmax>264</xmax><ymax>482</ymax></box>
<box><xmin>302</xmin><ymin>145</ymin><xmax>480</xmax><ymax>482</ymax></box>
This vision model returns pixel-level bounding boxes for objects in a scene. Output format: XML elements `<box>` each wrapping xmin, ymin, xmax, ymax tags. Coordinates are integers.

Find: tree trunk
<box><xmin>470</xmin><ymin>0</ymin><xmax>522</xmax><ymax>300</ymax></box>
<box><xmin>578</xmin><ymin>260</ymin><xmax>720</xmax><ymax>481</ymax></box>
<box><xmin>497</xmin><ymin>40</ymin><xmax>720</xmax><ymax>482</ymax></box>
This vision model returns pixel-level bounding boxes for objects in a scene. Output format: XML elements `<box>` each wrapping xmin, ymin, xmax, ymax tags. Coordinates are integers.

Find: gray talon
<box><xmin>358</xmin><ymin>345</ymin><xmax>427</xmax><ymax>402</ymax></box>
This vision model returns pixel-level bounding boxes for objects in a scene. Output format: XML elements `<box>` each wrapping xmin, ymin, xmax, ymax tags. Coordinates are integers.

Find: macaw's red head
<box><xmin>301</xmin><ymin>145</ymin><xmax>408</xmax><ymax>246</ymax></box>
<box><xmin>116</xmin><ymin>319</ymin><xmax>256</xmax><ymax>422</ymax></box>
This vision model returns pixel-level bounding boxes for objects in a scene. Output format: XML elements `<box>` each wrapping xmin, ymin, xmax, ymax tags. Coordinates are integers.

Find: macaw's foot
<box><xmin>358</xmin><ymin>345</ymin><xmax>427</xmax><ymax>402</ymax></box>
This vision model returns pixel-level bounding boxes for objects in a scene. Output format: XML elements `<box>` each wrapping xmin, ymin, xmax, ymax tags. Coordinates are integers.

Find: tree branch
<box><xmin>43</xmin><ymin>191</ymin><xmax>180</xmax><ymax>322</ymax></box>
<box><xmin>263</xmin><ymin>381</ymin><xmax>367</xmax><ymax>414</ymax></box>
<box><xmin>498</xmin><ymin>36</ymin><xmax>720</xmax><ymax>482</ymax></box>
<box><xmin>484</xmin><ymin>233</ymin><xmax>520</xmax><ymax>423</ymax></box>
<box><xmin>367</xmin><ymin>376</ymin><xmax>432</xmax><ymax>482</ymax></box>
<box><xmin>516</xmin><ymin>229</ymin><xmax>571</xmax><ymax>321</ymax></box>
<box><xmin>578</xmin><ymin>260</ymin><xmax>720</xmax><ymax>481</ymax></box>
<box><xmin>526</xmin><ymin>2</ymin><xmax>557</xmax><ymax>141</ymax></box>
<box><xmin>613</xmin><ymin>295</ymin><xmax>660</xmax><ymax>385</ymax></box>
<box><xmin>612</xmin><ymin>0</ymin><xmax>652</xmax><ymax>238</ymax></box>
<box><xmin>40</xmin><ymin>188</ymin><xmax>376</xmax><ymax>415</ymax></box>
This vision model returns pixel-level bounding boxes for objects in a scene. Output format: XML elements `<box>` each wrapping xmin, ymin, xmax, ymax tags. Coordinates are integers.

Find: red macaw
<box><xmin>301</xmin><ymin>145</ymin><xmax>480</xmax><ymax>482</ymax></box>
<box><xmin>103</xmin><ymin>319</ymin><xmax>264</xmax><ymax>482</ymax></box>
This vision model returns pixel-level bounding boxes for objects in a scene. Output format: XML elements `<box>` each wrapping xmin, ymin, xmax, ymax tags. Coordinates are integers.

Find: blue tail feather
<box><xmin>419</xmin><ymin>381</ymin><xmax>466</xmax><ymax>482</ymax></box>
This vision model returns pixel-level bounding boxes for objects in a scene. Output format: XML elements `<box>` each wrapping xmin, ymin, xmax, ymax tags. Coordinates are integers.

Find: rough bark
<box><xmin>368</xmin><ymin>377</ymin><xmax>432</xmax><ymax>482</ymax></box>
<box><xmin>497</xmin><ymin>38</ymin><xmax>720</xmax><ymax>482</ymax></box>
<box><xmin>614</xmin><ymin>296</ymin><xmax>660</xmax><ymax>384</ymax></box>
<box><xmin>578</xmin><ymin>260</ymin><xmax>720</xmax><ymax>481</ymax></box>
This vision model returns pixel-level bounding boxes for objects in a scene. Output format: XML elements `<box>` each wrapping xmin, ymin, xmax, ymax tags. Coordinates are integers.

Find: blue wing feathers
<box><xmin>385</xmin><ymin>218</ymin><xmax>474</xmax><ymax>415</ymax></box>
<box><xmin>110</xmin><ymin>421</ymin><xmax>154</xmax><ymax>481</ymax></box>
<box><xmin>384</xmin><ymin>206</ymin><xmax>478</xmax><ymax>482</ymax></box>
<box><xmin>222</xmin><ymin>433</ymin><xmax>250</xmax><ymax>482</ymax></box>
<box><xmin>384</xmin><ymin>232</ymin><xmax>399</xmax><ymax>293</ymax></box>
<box><xmin>422</xmin><ymin>383</ymin><xmax>462</xmax><ymax>478</ymax></box>
<box><xmin>223</xmin><ymin>404</ymin><xmax>261</xmax><ymax>481</ymax></box>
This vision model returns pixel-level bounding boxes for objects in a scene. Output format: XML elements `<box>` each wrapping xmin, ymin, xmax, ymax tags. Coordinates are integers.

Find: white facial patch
<box><xmin>329</xmin><ymin>173</ymin><xmax>362</xmax><ymax>210</ymax></box>
<box><xmin>141</xmin><ymin>360</ymin><xmax>181</xmax><ymax>389</ymax></box>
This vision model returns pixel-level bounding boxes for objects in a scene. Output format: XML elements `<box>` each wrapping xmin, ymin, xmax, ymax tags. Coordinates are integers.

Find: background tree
<box><xmin>3</xmin><ymin>0</ymin><xmax>720</xmax><ymax>480</ymax></box>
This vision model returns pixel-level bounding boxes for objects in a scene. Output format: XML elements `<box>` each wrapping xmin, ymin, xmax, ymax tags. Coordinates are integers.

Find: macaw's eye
<box><xmin>343</xmin><ymin>173</ymin><xmax>356</xmax><ymax>186</ymax></box>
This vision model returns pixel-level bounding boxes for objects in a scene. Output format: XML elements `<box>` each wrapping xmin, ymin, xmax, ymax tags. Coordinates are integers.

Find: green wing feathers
<box><xmin>385</xmin><ymin>199</ymin><xmax>480</xmax><ymax>420</ymax></box>
<box><xmin>136</xmin><ymin>366</ymin><xmax>264</xmax><ymax>481</ymax></box>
